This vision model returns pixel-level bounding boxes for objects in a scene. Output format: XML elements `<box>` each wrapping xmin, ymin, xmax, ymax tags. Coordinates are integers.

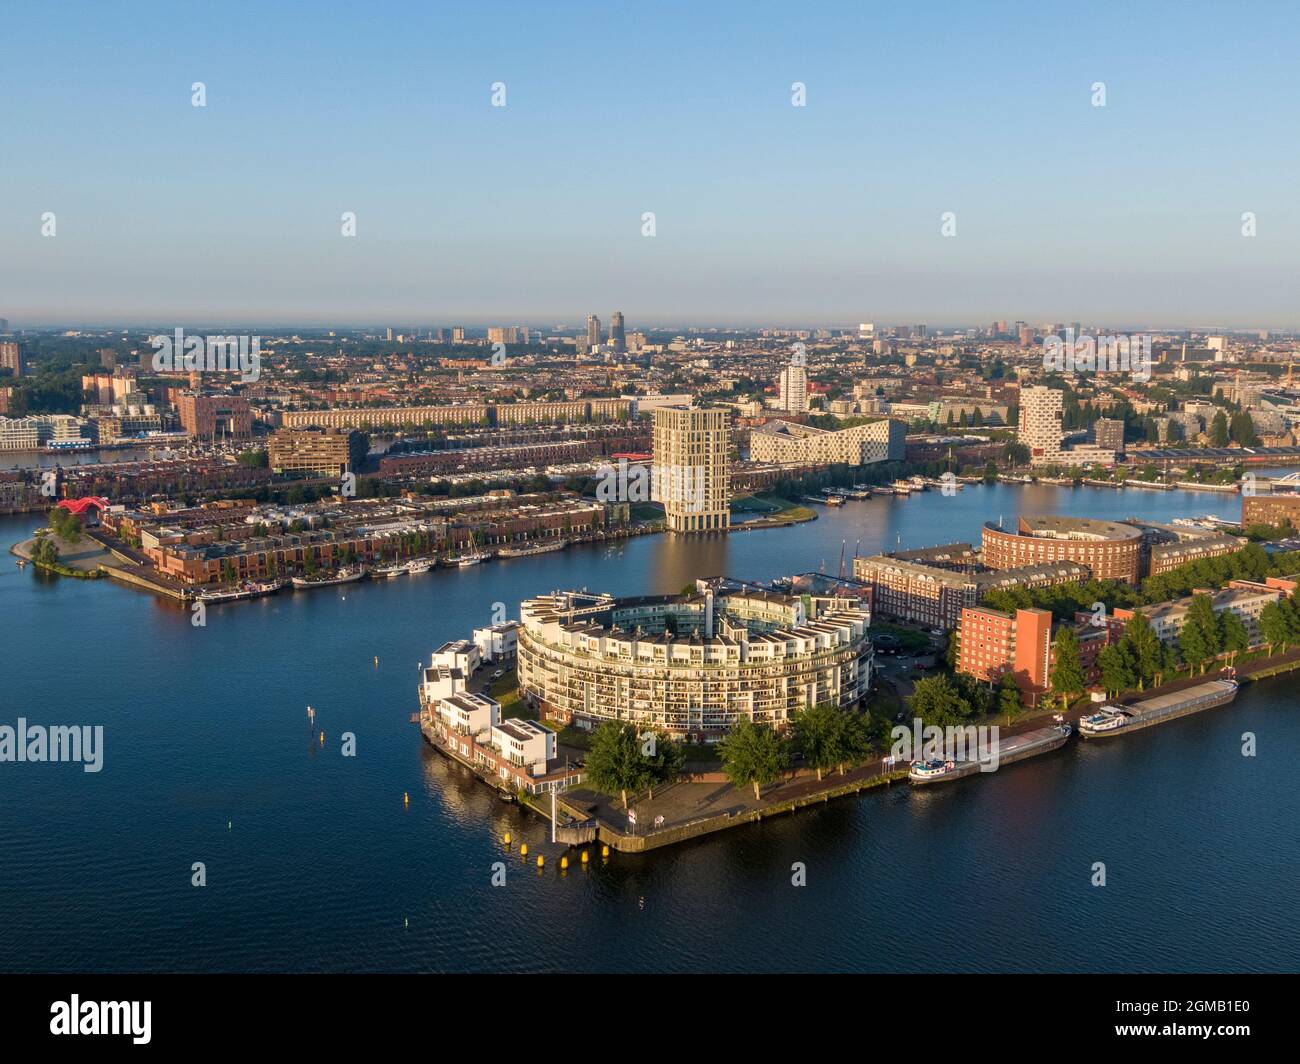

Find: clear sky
<box><xmin>2</xmin><ymin>0</ymin><xmax>1298</xmax><ymax>329</ymax></box>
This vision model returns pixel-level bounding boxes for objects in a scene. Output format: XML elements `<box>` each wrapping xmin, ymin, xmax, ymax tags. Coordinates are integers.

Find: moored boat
<box><xmin>1078</xmin><ymin>678</ymin><xmax>1239</xmax><ymax>738</ymax></box>
<box><xmin>405</xmin><ymin>558</ymin><xmax>434</xmax><ymax>574</ymax></box>
<box><xmin>198</xmin><ymin>578</ymin><xmax>287</xmax><ymax>604</ymax></box>
<box><xmin>498</xmin><ymin>539</ymin><xmax>567</xmax><ymax>558</ymax></box>
<box><xmin>290</xmin><ymin>566</ymin><xmax>368</xmax><ymax>589</ymax></box>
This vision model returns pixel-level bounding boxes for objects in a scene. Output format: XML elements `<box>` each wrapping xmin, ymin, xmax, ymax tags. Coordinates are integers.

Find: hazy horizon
<box><xmin>4</xmin><ymin>1</ymin><xmax>1299</xmax><ymax>327</ymax></box>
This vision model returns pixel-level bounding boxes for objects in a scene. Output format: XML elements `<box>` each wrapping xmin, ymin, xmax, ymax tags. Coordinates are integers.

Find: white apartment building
<box><xmin>0</xmin><ymin>415</ymin><xmax>87</xmax><ymax>450</ymax></box>
<box><xmin>748</xmin><ymin>418</ymin><xmax>906</xmax><ymax>466</ymax></box>
<box><xmin>777</xmin><ymin>362</ymin><xmax>808</xmax><ymax>414</ymax></box>
<box><xmin>1018</xmin><ymin>386</ymin><xmax>1064</xmax><ymax>465</ymax></box>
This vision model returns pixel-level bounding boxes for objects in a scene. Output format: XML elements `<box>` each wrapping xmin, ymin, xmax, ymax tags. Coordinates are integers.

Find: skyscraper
<box><xmin>1018</xmin><ymin>386</ymin><xmax>1063</xmax><ymax>465</ymax></box>
<box><xmin>609</xmin><ymin>311</ymin><xmax>626</xmax><ymax>354</ymax></box>
<box><xmin>586</xmin><ymin>314</ymin><xmax>601</xmax><ymax>348</ymax></box>
<box><xmin>778</xmin><ymin>358</ymin><xmax>808</xmax><ymax>413</ymax></box>
<box><xmin>652</xmin><ymin>406</ymin><xmax>731</xmax><ymax>532</ymax></box>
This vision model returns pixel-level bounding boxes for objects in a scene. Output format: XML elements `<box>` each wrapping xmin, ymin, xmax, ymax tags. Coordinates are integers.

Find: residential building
<box><xmin>651</xmin><ymin>405</ymin><xmax>731</xmax><ymax>532</ymax></box>
<box><xmin>1018</xmin><ymin>385</ymin><xmax>1064</xmax><ymax>465</ymax></box>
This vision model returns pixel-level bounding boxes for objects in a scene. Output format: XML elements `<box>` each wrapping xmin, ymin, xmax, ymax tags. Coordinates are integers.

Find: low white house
<box><xmin>436</xmin><ymin>692</ymin><xmax>500</xmax><ymax>739</ymax></box>
<box><xmin>473</xmin><ymin>621</ymin><xmax>520</xmax><ymax>663</ymax></box>
<box><xmin>489</xmin><ymin>719</ymin><xmax>555</xmax><ymax>776</ymax></box>
<box><xmin>431</xmin><ymin>639</ymin><xmax>481</xmax><ymax>675</ymax></box>
<box><xmin>420</xmin><ymin>665</ymin><xmax>465</xmax><ymax>704</ymax></box>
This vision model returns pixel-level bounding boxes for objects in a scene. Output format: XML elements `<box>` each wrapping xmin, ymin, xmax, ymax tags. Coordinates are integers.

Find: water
<box><xmin>3</xmin><ymin>481</ymin><xmax>1299</xmax><ymax>972</ymax></box>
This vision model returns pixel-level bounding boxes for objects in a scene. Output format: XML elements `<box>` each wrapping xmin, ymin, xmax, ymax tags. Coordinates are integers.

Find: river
<box><xmin>2</xmin><ymin>479</ymin><xmax>1298</xmax><ymax>972</ymax></box>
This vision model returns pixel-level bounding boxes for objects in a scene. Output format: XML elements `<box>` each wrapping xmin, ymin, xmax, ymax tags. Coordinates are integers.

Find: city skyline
<box><xmin>4</xmin><ymin>1</ymin><xmax>1300</xmax><ymax>326</ymax></box>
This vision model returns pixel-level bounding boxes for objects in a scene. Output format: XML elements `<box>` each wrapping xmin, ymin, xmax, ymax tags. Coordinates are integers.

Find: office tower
<box><xmin>609</xmin><ymin>311</ymin><xmax>626</xmax><ymax>354</ymax></box>
<box><xmin>652</xmin><ymin>406</ymin><xmax>731</xmax><ymax>532</ymax></box>
<box><xmin>452</xmin><ymin>327</ymin><xmax>465</xmax><ymax>342</ymax></box>
<box><xmin>385</xmin><ymin>327</ymin><xmax>393</xmax><ymax>341</ymax></box>
<box><xmin>0</xmin><ymin>318</ymin><xmax>9</xmax><ymax>332</ymax></box>
<box><xmin>1018</xmin><ymin>386</ymin><xmax>1064</xmax><ymax>464</ymax></box>
<box><xmin>778</xmin><ymin>358</ymin><xmax>808</xmax><ymax>413</ymax></box>
<box><xmin>0</xmin><ymin>341</ymin><xmax>23</xmax><ymax>378</ymax></box>
<box><xmin>587</xmin><ymin>314</ymin><xmax>601</xmax><ymax>347</ymax></box>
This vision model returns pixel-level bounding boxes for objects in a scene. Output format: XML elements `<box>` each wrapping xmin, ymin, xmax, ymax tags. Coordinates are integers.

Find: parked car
<box><xmin>492</xmin><ymin>669</ymin><xmax>504</xmax><ymax>679</ymax></box>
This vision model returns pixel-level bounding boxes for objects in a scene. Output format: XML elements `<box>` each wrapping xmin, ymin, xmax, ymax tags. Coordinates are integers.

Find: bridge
<box><xmin>54</xmin><ymin>497</ymin><xmax>110</xmax><ymax>515</ymax></box>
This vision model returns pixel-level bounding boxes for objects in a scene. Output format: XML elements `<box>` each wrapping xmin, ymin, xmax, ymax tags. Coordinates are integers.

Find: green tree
<box><xmin>585</xmin><ymin>722</ymin><xmax>654</xmax><ymax>809</ymax></box>
<box><xmin>1097</xmin><ymin>643</ymin><xmax>1136</xmax><ymax>697</ymax></box>
<box><xmin>719</xmin><ymin>719</ymin><xmax>788</xmax><ymax>801</ymax></box>
<box><xmin>1125</xmin><ymin>613</ymin><xmax>1163</xmax><ymax>690</ymax></box>
<box><xmin>1209</xmin><ymin>409</ymin><xmax>1229</xmax><ymax>447</ymax></box>
<box><xmin>1049</xmin><ymin>627</ymin><xmax>1084</xmax><ymax>710</ymax></box>
<box><xmin>907</xmin><ymin>673</ymin><xmax>974</xmax><ymax>728</ymax></box>
<box><xmin>1259</xmin><ymin>600</ymin><xmax>1291</xmax><ymax>655</ymax></box>
<box><xmin>645</xmin><ymin>731</ymin><xmax>685</xmax><ymax>799</ymax></box>
<box><xmin>1220</xmin><ymin>610</ymin><xmax>1249</xmax><ymax>663</ymax></box>
<box><xmin>995</xmin><ymin>673</ymin><xmax>1023</xmax><ymax>725</ymax></box>
<box><xmin>791</xmin><ymin>703</ymin><xmax>847</xmax><ymax>782</ymax></box>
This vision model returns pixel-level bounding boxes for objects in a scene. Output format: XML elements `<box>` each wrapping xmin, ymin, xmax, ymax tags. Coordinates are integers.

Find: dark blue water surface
<box><xmin>2</xmin><ymin>481</ymin><xmax>1299</xmax><ymax>972</ymax></box>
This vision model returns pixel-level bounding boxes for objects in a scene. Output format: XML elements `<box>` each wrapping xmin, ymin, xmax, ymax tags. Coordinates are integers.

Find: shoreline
<box><xmin>422</xmin><ymin>649</ymin><xmax>1300</xmax><ymax>856</ymax></box>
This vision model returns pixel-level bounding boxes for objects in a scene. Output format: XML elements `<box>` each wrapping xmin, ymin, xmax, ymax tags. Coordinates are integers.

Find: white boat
<box><xmin>291</xmin><ymin>566</ymin><xmax>369</xmax><ymax>589</ymax></box>
<box><xmin>375</xmin><ymin>563</ymin><xmax>408</xmax><ymax>578</ymax></box>
<box><xmin>909</xmin><ymin>758</ymin><xmax>956</xmax><ymax>781</ymax></box>
<box><xmin>456</xmin><ymin>553</ymin><xmax>489</xmax><ymax>568</ymax></box>
<box><xmin>405</xmin><ymin>559</ymin><xmax>433</xmax><ymax>574</ymax></box>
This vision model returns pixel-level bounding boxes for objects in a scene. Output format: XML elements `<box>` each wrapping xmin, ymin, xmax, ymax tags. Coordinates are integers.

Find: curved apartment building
<box><xmin>516</xmin><ymin>584</ymin><xmax>873</xmax><ymax>739</ymax></box>
<box><xmin>982</xmin><ymin>515</ymin><xmax>1143</xmax><ymax>584</ymax></box>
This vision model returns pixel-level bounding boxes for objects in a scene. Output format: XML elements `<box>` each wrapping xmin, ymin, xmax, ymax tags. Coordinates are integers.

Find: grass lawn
<box><xmin>870</xmin><ymin>622</ymin><xmax>932</xmax><ymax>652</ymax></box>
<box><xmin>732</xmin><ymin>494</ymin><xmax>815</xmax><ymax>525</ymax></box>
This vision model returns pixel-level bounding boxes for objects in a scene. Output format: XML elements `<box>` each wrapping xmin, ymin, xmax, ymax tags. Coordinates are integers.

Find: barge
<box><xmin>1077</xmin><ymin>677</ymin><xmax>1238</xmax><ymax>739</ymax></box>
<box><xmin>908</xmin><ymin>723</ymin><xmax>1072</xmax><ymax>785</ymax></box>
<box><xmin>498</xmin><ymin>539</ymin><xmax>567</xmax><ymax>558</ymax></box>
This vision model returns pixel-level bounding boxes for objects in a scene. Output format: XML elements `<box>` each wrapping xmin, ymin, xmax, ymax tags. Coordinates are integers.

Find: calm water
<box><xmin>3</xmin><ymin>481</ymin><xmax>1300</xmax><ymax>972</ymax></box>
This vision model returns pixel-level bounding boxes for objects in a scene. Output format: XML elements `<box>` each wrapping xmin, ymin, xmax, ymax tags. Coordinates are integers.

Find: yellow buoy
<box><xmin>560</xmin><ymin>855</ymin><xmax>569</xmax><ymax>869</ymax></box>
<box><xmin>580</xmin><ymin>850</ymin><xmax>589</xmax><ymax>864</ymax></box>
<box><xmin>537</xmin><ymin>854</ymin><xmax>544</xmax><ymax>868</ymax></box>
<box><xmin>403</xmin><ymin>792</ymin><xmax>409</xmax><ymax>806</ymax></box>
<box><xmin>601</xmin><ymin>844</ymin><xmax>610</xmax><ymax>858</ymax></box>
<box><xmin>503</xmin><ymin>832</ymin><xmax>512</xmax><ymax>846</ymax></box>
<box><xmin>319</xmin><ymin>731</ymin><xmax>324</xmax><ymax>745</ymax></box>
<box><xmin>520</xmin><ymin>843</ymin><xmax>528</xmax><ymax>857</ymax></box>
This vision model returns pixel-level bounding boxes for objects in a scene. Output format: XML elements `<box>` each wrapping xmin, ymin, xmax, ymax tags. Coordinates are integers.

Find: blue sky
<box><xmin>2</xmin><ymin>0</ymin><xmax>1298</xmax><ymax>328</ymax></box>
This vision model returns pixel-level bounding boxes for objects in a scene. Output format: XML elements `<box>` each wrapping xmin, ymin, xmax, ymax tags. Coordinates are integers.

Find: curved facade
<box><xmin>516</xmin><ymin>587</ymin><xmax>873</xmax><ymax>739</ymax></box>
<box><xmin>981</xmin><ymin>515</ymin><xmax>1142</xmax><ymax>584</ymax></box>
